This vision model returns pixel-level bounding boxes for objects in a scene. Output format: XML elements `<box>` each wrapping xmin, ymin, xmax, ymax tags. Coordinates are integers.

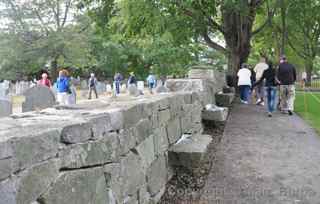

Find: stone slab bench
<box><xmin>215</xmin><ymin>92</ymin><xmax>235</xmax><ymax>107</ymax></box>
<box><xmin>202</xmin><ymin>104</ymin><xmax>229</xmax><ymax>122</ymax></box>
<box><xmin>168</xmin><ymin>134</ymin><xmax>212</xmax><ymax>172</ymax></box>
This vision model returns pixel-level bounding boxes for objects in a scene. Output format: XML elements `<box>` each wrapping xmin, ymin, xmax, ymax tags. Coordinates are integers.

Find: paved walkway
<box><xmin>200</xmin><ymin>104</ymin><xmax>320</xmax><ymax>204</ymax></box>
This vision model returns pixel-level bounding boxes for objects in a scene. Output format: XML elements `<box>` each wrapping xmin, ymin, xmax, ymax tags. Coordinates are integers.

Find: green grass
<box><xmin>295</xmin><ymin>91</ymin><xmax>320</xmax><ymax>134</ymax></box>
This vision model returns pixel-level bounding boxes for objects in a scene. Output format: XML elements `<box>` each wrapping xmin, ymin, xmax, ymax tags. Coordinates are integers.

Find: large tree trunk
<box><xmin>222</xmin><ymin>7</ymin><xmax>254</xmax><ymax>86</ymax></box>
<box><xmin>50</xmin><ymin>56</ymin><xmax>59</xmax><ymax>81</ymax></box>
<box><xmin>280</xmin><ymin>0</ymin><xmax>287</xmax><ymax>55</ymax></box>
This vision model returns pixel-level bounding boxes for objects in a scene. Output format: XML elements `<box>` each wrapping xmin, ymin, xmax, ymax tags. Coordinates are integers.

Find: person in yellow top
<box><xmin>254</xmin><ymin>56</ymin><xmax>269</xmax><ymax>105</ymax></box>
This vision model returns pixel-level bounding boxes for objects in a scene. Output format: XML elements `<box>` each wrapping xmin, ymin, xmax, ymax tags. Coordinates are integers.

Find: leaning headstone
<box><xmin>22</xmin><ymin>86</ymin><xmax>56</xmax><ymax>112</ymax></box>
<box><xmin>80</xmin><ymin>80</ymin><xmax>88</xmax><ymax>90</ymax></box>
<box><xmin>128</xmin><ymin>84</ymin><xmax>140</xmax><ymax>97</ymax></box>
<box><xmin>155</xmin><ymin>85</ymin><xmax>169</xmax><ymax>93</ymax></box>
<box><xmin>0</xmin><ymin>99</ymin><xmax>12</xmax><ymax>117</ymax></box>
<box><xmin>96</xmin><ymin>82</ymin><xmax>106</xmax><ymax>94</ymax></box>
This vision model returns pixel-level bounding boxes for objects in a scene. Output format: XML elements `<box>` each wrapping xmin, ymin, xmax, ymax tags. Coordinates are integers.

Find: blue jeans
<box><xmin>265</xmin><ymin>86</ymin><xmax>277</xmax><ymax>112</ymax></box>
<box><xmin>115</xmin><ymin>81</ymin><xmax>121</xmax><ymax>94</ymax></box>
<box><xmin>239</xmin><ymin>85</ymin><xmax>251</xmax><ymax>102</ymax></box>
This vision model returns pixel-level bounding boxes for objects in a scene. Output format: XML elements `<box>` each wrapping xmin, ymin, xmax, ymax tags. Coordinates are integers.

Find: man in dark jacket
<box><xmin>277</xmin><ymin>55</ymin><xmax>297</xmax><ymax>115</ymax></box>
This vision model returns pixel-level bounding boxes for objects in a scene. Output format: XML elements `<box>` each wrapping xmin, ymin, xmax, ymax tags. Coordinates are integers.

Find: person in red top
<box><xmin>38</xmin><ymin>73</ymin><xmax>52</xmax><ymax>88</ymax></box>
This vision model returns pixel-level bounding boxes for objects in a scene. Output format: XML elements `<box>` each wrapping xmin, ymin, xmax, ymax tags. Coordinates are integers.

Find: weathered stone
<box><xmin>61</xmin><ymin>122</ymin><xmax>93</xmax><ymax>144</ymax></box>
<box><xmin>118</xmin><ymin>128</ymin><xmax>137</xmax><ymax>156</ymax></box>
<box><xmin>0</xmin><ymin>99</ymin><xmax>12</xmax><ymax>118</ymax></box>
<box><xmin>128</xmin><ymin>84</ymin><xmax>140</xmax><ymax>97</ymax></box>
<box><xmin>215</xmin><ymin>92</ymin><xmax>235</xmax><ymax>107</ymax></box>
<box><xmin>40</xmin><ymin>167</ymin><xmax>109</xmax><ymax>204</ymax></box>
<box><xmin>151</xmin><ymin>186</ymin><xmax>166</xmax><ymax>204</ymax></box>
<box><xmin>88</xmin><ymin>114</ymin><xmax>112</xmax><ymax>139</ymax></box>
<box><xmin>202</xmin><ymin>104</ymin><xmax>229</xmax><ymax>122</ymax></box>
<box><xmin>136</xmin><ymin>135</ymin><xmax>155</xmax><ymax>172</ymax></box>
<box><xmin>139</xmin><ymin>184</ymin><xmax>152</xmax><ymax>204</ymax></box>
<box><xmin>0</xmin><ymin>177</ymin><xmax>17</xmax><ymax>204</ymax></box>
<box><xmin>104</xmin><ymin>163</ymin><xmax>121</xmax><ymax>203</ymax></box>
<box><xmin>0</xmin><ymin>141</ymin><xmax>12</xmax><ymax>159</ymax></box>
<box><xmin>156</xmin><ymin>97</ymin><xmax>170</xmax><ymax>110</ymax></box>
<box><xmin>16</xmin><ymin>160</ymin><xmax>60</xmax><ymax>204</ymax></box>
<box><xmin>60</xmin><ymin>133</ymin><xmax>119</xmax><ymax>169</ymax></box>
<box><xmin>146</xmin><ymin>155</ymin><xmax>167</xmax><ymax>196</ymax></box>
<box><xmin>11</xmin><ymin>129</ymin><xmax>60</xmax><ymax>171</ymax></box>
<box><xmin>0</xmin><ymin>159</ymin><xmax>13</xmax><ymax>181</ymax></box>
<box><xmin>166</xmin><ymin>118</ymin><xmax>182</xmax><ymax>144</ymax></box>
<box><xmin>155</xmin><ymin>85</ymin><xmax>169</xmax><ymax>93</ymax></box>
<box><xmin>135</xmin><ymin>119</ymin><xmax>152</xmax><ymax>144</ymax></box>
<box><xmin>22</xmin><ymin>86</ymin><xmax>56</xmax><ymax>112</ymax></box>
<box><xmin>153</xmin><ymin>127</ymin><xmax>169</xmax><ymax>156</ymax></box>
<box><xmin>0</xmin><ymin>141</ymin><xmax>13</xmax><ymax>180</ymax></box>
<box><xmin>105</xmin><ymin>153</ymin><xmax>145</xmax><ymax>203</ymax></box>
<box><xmin>222</xmin><ymin>86</ymin><xmax>235</xmax><ymax>93</ymax></box>
<box><xmin>119</xmin><ymin>151</ymin><xmax>144</xmax><ymax>198</ymax></box>
<box><xmin>107</xmin><ymin>108</ymin><xmax>124</xmax><ymax>130</ymax></box>
<box><xmin>168</xmin><ymin>134</ymin><xmax>212</xmax><ymax>171</ymax></box>
<box><xmin>123</xmin><ymin>104</ymin><xmax>144</xmax><ymax>128</ymax></box>
<box><xmin>158</xmin><ymin>109</ymin><xmax>171</xmax><ymax>125</ymax></box>
<box><xmin>188</xmin><ymin>69</ymin><xmax>215</xmax><ymax>79</ymax></box>
<box><xmin>180</xmin><ymin>114</ymin><xmax>193</xmax><ymax>134</ymax></box>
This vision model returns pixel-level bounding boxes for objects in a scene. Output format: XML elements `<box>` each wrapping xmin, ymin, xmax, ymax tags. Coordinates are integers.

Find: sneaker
<box><xmin>288</xmin><ymin>110</ymin><xmax>293</xmax><ymax>115</ymax></box>
<box><xmin>260</xmin><ymin>102</ymin><xmax>265</xmax><ymax>106</ymax></box>
<box><xmin>268</xmin><ymin>112</ymin><xmax>272</xmax><ymax>117</ymax></box>
<box><xmin>256</xmin><ymin>99</ymin><xmax>261</xmax><ymax>105</ymax></box>
<box><xmin>243</xmin><ymin>101</ymin><xmax>249</xmax><ymax>105</ymax></box>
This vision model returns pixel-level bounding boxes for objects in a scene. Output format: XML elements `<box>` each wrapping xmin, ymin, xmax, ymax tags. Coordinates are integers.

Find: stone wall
<box><xmin>0</xmin><ymin>72</ymin><xmax>225</xmax><ymax>204</ymax></box>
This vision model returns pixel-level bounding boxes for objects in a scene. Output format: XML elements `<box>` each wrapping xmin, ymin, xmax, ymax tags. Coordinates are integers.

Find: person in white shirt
<box><xmin>237</xmin><ymin>63</ymin><xmax>252</xmax><ymax>104</ymax></box>
<box><xmin>254</xmin><ymin>57</ymin><xmax>269</xmax><ymax>105</ymax></box>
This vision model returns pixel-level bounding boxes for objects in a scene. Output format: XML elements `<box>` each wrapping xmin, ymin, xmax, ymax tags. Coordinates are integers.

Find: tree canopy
<box><xmin>0</xmin><ymin>0</ymin><xmax>320</xmax><ymax>82</ymax></box>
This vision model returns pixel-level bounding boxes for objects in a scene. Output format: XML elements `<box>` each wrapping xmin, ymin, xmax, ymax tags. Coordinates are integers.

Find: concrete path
<box><xmin>200</xmin><ymin>104</ymin><xmax>320</xmax><ymax>204</ymax></box>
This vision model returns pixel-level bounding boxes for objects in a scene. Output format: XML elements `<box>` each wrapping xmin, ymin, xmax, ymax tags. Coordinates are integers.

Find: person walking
<box><xmin>277</xmin><ymin>55</ymin><xmax>297</xmax><ymax>115</ymax></box>
<box><xmin>38</xmin><ymin>72</ymin><xmax>52</xmax><ymax>88</ymax></box>
<box><xmin>146</xmin><ymin>73</ymin><xmax>156</xmax><ymax>94</ymax></box>
<box><xmin>254</xmin><ymin>56</ymin><xmax>269</xmax><ymax>105</ymax></box>
<box><xmin>128</xmin><ymin>72</ymin><xmax>137</xmax><ymax>86</ymax></box>
<box><xmin>114</xmin><ymin>72</ymin><xmax>123</xmax><ymax>95</ymax></box>
<box><xmin>88</xmin><ymin>73</ymin><xmax>98</xmax><ymax>99</ymax></box>
<box><xmin>253</xmin><ymin>61</ymin><xmax>280</xmax><ymax>117</ymax></box>
<box><xmin>56</xmin><ymin>69</ymin><xmax>71</xmax><ymax>105</ymax></box>
<box><xmin>237</xmin><ymin>63</ymin><xmax>252</xmax><ymax>104</ymax></box>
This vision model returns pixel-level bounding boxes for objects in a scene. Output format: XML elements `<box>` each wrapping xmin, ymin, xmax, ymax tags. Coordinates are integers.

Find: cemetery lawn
<box><xmin>295</xmin><ymin>91</ymin><xmax>320</xmax><ymax>134</ymax></box>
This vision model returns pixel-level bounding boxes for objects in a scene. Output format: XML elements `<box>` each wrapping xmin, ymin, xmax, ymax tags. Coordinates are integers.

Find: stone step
<box><xmin>215</xmin><ymin>92</ymin><xmax>235</xmax><ymax>107</ymax></box>
<box><xmin>168</xmin><ymin>134</ymin><xmax>212</xmax><ymax>172</ymax></box>
<box><xmin>202</xmin><ymin>104</ymin><xmax>229</xmax><ymax>122</ymax></box>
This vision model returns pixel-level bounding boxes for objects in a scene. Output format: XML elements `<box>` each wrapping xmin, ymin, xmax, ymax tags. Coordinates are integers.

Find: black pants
<box><xmin>88</xmin><ymin>86</ymin><xmax>98</xmax><ymax>99</ymax></box>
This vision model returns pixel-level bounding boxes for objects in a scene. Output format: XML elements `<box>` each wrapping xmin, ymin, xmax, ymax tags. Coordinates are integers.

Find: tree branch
<box><xmin>287</xmin><ymin>37</ymin><xmax>308</xmax><ymax>60</ymax></box>
<box><xmin>202</xmin><ymin>32</ymin><xmax>226</xmax><ymax>53</ymax></box>
<box><xmin>61</xmin><ymin>0</ymin><xmax>72</xmax><ymax>27</ymax></box>
<box><xmin>252</xmin><ymin>1</ymin><xmax>274</xmax><ymax>36</ymax></box>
